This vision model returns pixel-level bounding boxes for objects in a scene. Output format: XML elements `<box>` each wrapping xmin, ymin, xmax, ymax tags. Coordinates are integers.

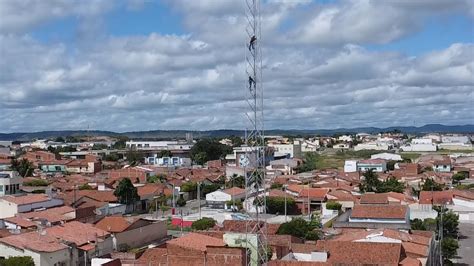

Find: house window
<box><xmin>0</xmin><ymin>185</ymin><xmax>3</xmax><ymax>192</ymax></box>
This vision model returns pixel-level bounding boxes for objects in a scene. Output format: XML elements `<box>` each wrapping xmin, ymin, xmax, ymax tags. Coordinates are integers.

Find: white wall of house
<box><xmin>344</xmin><ymin>160</ymin><xmax>358</xmax><ymax>173</ymax></box>
<box><xmin>453</xmin><ymin>198</ymin><xmax>474</xmax><ymax>208</ymax></box>
<box><xmin>0</xmin><ymin>244</ymin><xmax>70</xmax><ymax>266</ymax></box>
<box><xmin>0</xmin><ymin>201</ymin><xmax>18</xmax><ymax>219</ymax></box>
<box><xmin>17</xmin><ymin>198</ymin><xmax>64</xmax><ymax>213</ymax></box>
<box><xmin>371</xmin><ymin>153</ymin><xmax>402</xmax><ymax>161</ymax></box>
<box><xmin>348</xmin><ymin>218</ymin><xmax>406</xmax><ymax>224</ymax></box>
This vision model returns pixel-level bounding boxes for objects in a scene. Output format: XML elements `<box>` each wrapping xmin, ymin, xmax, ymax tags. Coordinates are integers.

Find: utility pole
<box><xmin>197</xmin><ymin>181</ymin><xmax>201</xmax><ymax>219</ymax></box>
<box><xmin>284</xmin><ymin>184</ymin><xmax>288</xmax><ymax>222</ymax></box>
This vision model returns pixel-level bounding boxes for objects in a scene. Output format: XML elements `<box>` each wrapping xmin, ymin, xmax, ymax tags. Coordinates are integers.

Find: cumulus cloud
<box><xmin>0</xmin><ymin>0</ymin><xmax>473</xmax><ymax>132</ymax></box>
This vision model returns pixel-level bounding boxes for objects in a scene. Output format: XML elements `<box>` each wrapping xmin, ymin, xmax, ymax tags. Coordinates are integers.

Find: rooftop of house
<box><xmin>166</xmin><ymin>232</ymin><xmax>225</xmax><ymax>252</ymax></box>
<box><xmin>359</xmin><ymin>193</ymin><xmax>389</xmax><ymax>204</ymax></box>
<box><xmin>314</xmin><ymin>240</ymin><xmax>402</xmax><ymax>265</ymax></box>
<box><xmin>351</xmin><ymin>204</ymin><xmax>408</xmax><ymax>220</ymax></box>
<box><xmin>222</xmin><ymin>220</ymin><xmax>281</xmax><ymax>235</ymax></box>
<box><xmin>19</xmin><ymin>206</ymin><xmax>75</xmax><ymax>224</ymax></box>
<box><xmin>95</xmin><ymin>216</ymin><xmax>140</xmax><ymax>233</ymax></box>
<box><xmin>223</xmin><ymin>187</ymin><xmax>246</xmax><ymax>196</ymax></box>
<box><xmin>0</xmin><ymin>231</ymin><xmax>69</xmax><ymax>253</ymax></box>
<box><xmin>45</xmin><ymin>221</ymin><xmax>110</xmax><ymax>247</ymax></box>
<box><xmin>419</xmin><ymin>190</ymin><xmax>453</xmax><ymax>205</ymax></box>
<box><xmin>3</xmin><ymin>216</ymin><xmax>37</xmax><ymax>228</ymax></box>
<box><xmin>327</xmin><ymin>190</ymin><xmax>358</xmax><ymax>202</ymax></box>
<box><xmin>137</xmin><ymin>247</ymin><xmax>168</xmax><ymax>265</ymax></box>
<box><xmin>0</xmin><ymin>194</ymin><xmax>53</xmax><ymax>205</ymax></box>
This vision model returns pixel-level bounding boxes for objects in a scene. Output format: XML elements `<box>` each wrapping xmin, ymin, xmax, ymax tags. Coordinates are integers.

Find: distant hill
<box><xmin>1</xmin><ymin>124</ymin><xmax>473</xmax><ymax>141</ymax></box>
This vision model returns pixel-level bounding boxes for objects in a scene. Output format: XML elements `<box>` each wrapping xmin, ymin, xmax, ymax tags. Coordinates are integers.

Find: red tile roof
<box><xmin>3</xmin><ymin>217</ymin><xmax>37</xmax><ymax>228</ymax></box>
<box><xmin>315</xmin><ymin>240</ymin><xmax>402</xmax><ymax>265</ymax></box>
<box><xmin>419</xmin><ymin>191</ymin><xmax>453</xmax><ymax>205</ymax></box>
<box><xmin>45</xmin><ymin>221</ymin><xmax>110</xmax><ymax>246</ymax></box>
<box><xmin>19</xmin><ymin>206</ymin><xmax>75</xmax><ymax>224</ymax></box>
<box><xmin>351</xmin><ymin>204</ymin><xmax>408</xmax><ymax>219</ymax></box>
<box><xmin>138</xmin><ymin>247</ymin><xmax>167</xmax><ymax>265</ymax></box>
<box><xmin>360</xmin><ymin>193</ymin><xmax>389</xmax><ymax>204</ymax></box>
<box><xmin>95</xmin><ymin>216</ymin><xmax>139</xmax><ymax>233</ymax></box>
<box><xmin>167</xmin><ymin>232</ymin><xmax>225</xmax><ymax>252</ymax></box>
<box><xmin>223</xmin><ymin>187</ymin><xmax>246</xmax><ymax>196</ymax></box>
<box><xmin>0</xmin><ymin>194</ymin><xmax>52</xmax><ymax>205</ymax></box>
<box><xmin>0</xmin><ymin>231</ymin><xmax>68</xmax><ymax>253</ymax></box>
<box><xmin>222</xmin><ymin>220</ymin><xmax>281</xmax><ymax>235</ymax></box>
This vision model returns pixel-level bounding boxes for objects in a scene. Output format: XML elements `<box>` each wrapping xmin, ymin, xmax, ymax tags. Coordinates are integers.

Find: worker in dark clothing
<box><xmin>248</xmin><ymin>76</ymin><xmax>256</xmax><ymax>90</ymax></box>
<box><xmin>249</xmin><ymin>35</ymin><xmax>257</xmax><ymax>51</ymax></box>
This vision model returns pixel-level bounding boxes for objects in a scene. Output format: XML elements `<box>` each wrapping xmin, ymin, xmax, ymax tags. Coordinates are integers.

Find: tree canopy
<box><xmin>113</xmin><ymin>178</ymin><xmax>140</xmax><ymax>205</ymax></box>
<box><xmin>359</xmin><ymin>170</ymin><xmax>405</xmax><ymax>193</ymax></box>
<box><xmin>295</xmin><ymin>152</ymin><xmax>318</xmax><ymax>173</ymax></box>
<box><xmin>266</xmin><ymin>196</ymin><xmax>298</xmax><ymax>215</ymax></box>
<box><xmin>190</xmin><ymin>139</ymin><xmax>232</xmax><ymax>165</ymax></box>
<box><xmin>191</xmin><ymin>217</ymin><xmax>216</xmax><ymax>231</ymax></box>
<box><xmin>277</xmin><ymin>217</ymin><xmax>321</xmax><ymax>240</ymax></box>
<box><xmin>0</xmin><ymin>256</ymin><xmax>35</xmax><ymax>266</ymax></box>
<box><xmin>10</xmin><ymin>158</ymin><xmax>34</xmax><ymax>177</ymax></box>
<box><xmin>421</xmin><ymin>178</ymin><xmax>444</xmax><ymax>191</ymax></box>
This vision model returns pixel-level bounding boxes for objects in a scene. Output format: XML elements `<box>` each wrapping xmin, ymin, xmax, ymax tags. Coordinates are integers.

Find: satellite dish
<box><xmin>94</xmin><ymin>209</ymin><xmax>102</xmax><ymax>216</ymax></box>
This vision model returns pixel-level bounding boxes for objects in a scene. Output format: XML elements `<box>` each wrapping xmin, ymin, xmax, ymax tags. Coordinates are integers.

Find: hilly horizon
<box><xmin>1</xmin><ymin>124</ymin><xmax>473</xmax><ymax>141</ymax></box>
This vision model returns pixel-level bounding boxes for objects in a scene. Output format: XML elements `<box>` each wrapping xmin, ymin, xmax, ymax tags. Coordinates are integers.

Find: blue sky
<box><xmin>0</xmin><ymin>0</ymin><xmax>473</xmax><ymax>132</ymax></box>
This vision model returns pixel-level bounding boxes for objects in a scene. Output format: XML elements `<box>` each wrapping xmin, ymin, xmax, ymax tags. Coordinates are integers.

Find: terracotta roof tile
<box><xmin>167</xmin><ymin>232</ymin><xmax>224</xmax><ymax>252</ymax></box>
<box><xmin>315</xmin><ymin>240</ymin><xmax>402</xmax><ymax>265</ymax></box>
<box><xmin>95</xmin><ymin>216</ymin><xmax>139</xmax><ymax>233</ymax></box>
<box><xmin>45</xmin><ymin>221</ymin><xmax>110</xmax><ymax>246</ymax></box>
<box><xmin>0</xmin><ymin>231</ymin><xmax>68</xmax><ymax>253</ymax></box>
<box><xmin>0</xmin><ymin>194</ymin><xmax>52</xmax><ymax>205</ymax></box>
<box><xmin>223</xmin><ymin>187</ymin><xmax>246</xmax><ymax>196</ymax></box>
<box><xmin>138</xmin><ymin>248</ymin><xmax>167</xmax><ymax>265</ymax></box>
<box><xmin>419</xmin><ymin>191</ymin><xmax>453</xmax><ymax>205</ymax></box>
<box><xmin>3</xmin><ymin>217</ymin><xmax>37</xmax><ymax>228</ymax></box>
<box><xmin>360</xmin><ymin>193</ymin><xmax>389</xmax><ymax>204</ymax></box>
<box><xmin>351</xmin><ymin>204</ymin><xmax>408</xmax><ymax>219</ymax></box>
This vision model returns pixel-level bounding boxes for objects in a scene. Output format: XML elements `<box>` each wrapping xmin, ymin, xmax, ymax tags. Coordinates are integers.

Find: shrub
<box><xmin>177</xmin><ymin>197</ymin><xmax>186</xmax><ymax>207</ymax></box>
<box><xmin>325</xmin><ymin>201</ymin><xmax>342</xmax><ymax>211</ymax></box>
<box><xmin>23</xmin><ymin>179</ymin><xmax>49</xmax><ymax>187</ymax></box>
<box><xmin>191</xmin><ymin>217</ymin><xmax>216</xmax><ymax>231</ymax></box>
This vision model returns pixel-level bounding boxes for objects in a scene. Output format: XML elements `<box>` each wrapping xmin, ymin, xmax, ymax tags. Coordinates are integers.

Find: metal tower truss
<box><xmin>243</xmin><ymin>0</ymin><xmax>267</xmax><ymax>265</ymax></box>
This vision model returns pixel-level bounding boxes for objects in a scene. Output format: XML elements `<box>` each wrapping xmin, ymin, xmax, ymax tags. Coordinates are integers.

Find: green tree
<box><xmin>126</xmin><ymin>148</ymin><xmax>144</xmax><ymax>165</ymax></box>
<box><xmin>359</xmin><ymin>169</ymin><xmax>381</xmax><ymax>193</ymax></box>
<box><xmin>277</xmin><ymin>217</ymin><xmax>320</xmax><ymax>240</ymax></box>
<box><xmin>452</xmin><ymin>172</ymin><xmax>466</xmax><ymax>184</ymax></box>
<box><xmin>441</xmin><ymin>237</ymin><xmax>459</xmax><ymax>263</ymax></box>
<box><xmin>10</xmin><ymin>158</ymin><xmax>34</xmax><ymax>177</ymax></box>
<box><xmin>410</xmin><ymin>218</ymin><xmax>426</xmax><ymax>230</ymax></box>
<box><xmin>158</xmin><ymin>150</ymin><xmax>172</xmax><ymax>158</ymax></box>
<box><xmin>295</xmin><ymin>152</ymin><xmax>318</xmax><ymax>173</ymax></box>
<box><xmin>147</xmin><ymin>174</ymin><xmax>166</xmax><ymax>184</ymax></box>
<box><xmin>55</xmin><ymin>136</ymin><xmax>65</xmax><ymax>142</ymax></box>
<box><xmin>190</xmin><ymin>139</ymin><xmax>232</xmax><ymax>165</ymax></box>
<box><xmin>421</xmin><ymin>178</ymin><xmax>443</xmax><ymax>191</ymax></box>
<box><xmin>386</xmin><ymin>160</ymin><xmax>396</xmax><ymax>171</ymax></box>
<box><xmin>181</xmin><ymin>182</ymin><xmax>197</xmax><ymax>193</ymax></box>
<box><xmin>78</xmin><ymin>184</ymin><xmax>93</xmax><ymax>190</ymax></box>
<box><xmin>265</xmin><ymin>197</ymin><xmax>298</xmax><ymax>214</ymax></box>
<box><xmin>112</xmin><ymin>137</ymin><xmax>128</xmax><ymax>149</ymax></box>
<box><xmin>22</xmin><ymin>179</ymin><xmax>49</xmax><ymax>187</ymax></box>
<box><xmin>201</xmin><ymin>184</ymin><xmax>220</xmax><ymax>196</ymax></box>
<box><xmin>104</xmin><ymin>153</ymin><xmax>120</xmax><ymax>161</ymax></box>
<box><xmin>227</xmin><ymin>174</ymin><xmax>245</xmax><ymax>189</ymax></box>
<box><xmin>325</xmin><ymin>201</ymin><xmax>342</xmax><ymax>211</ymax></box>
<box><xmin>177</xmin><ymin>197</ymin><xmax>186</xmax><ymax>207</ymax></box>
<box><xmin>92</xmin><ymin>144</ymin><xmax>108</xmax><ymax>150</ymax></box>
<box><xmin>270</xmin><ymin>183</ymin><xmax>283</xmax><ymax>190</ymax></box>
<box><xmin>437</xmin><ymin>209</ymin><xmax>459</xmax><ymax>238</ymax></box>
<box><xmin>379</xmin><ymin>176</ymin><xmax>405</xmax><ymax>193</ymax></box>
<box><xmin>113</xmin><ymin>178</ymin><xmax>140</xmax><ymax>205</ymax></box>
<box><xmin>191</xmin><ymin>217</ymin><xmax>216</xmax><ymax>231</ymax></box>
<box><xmin>0</xmin><ymin>256</ymin><xmax>35</xmax><ymax>266</ymax></box>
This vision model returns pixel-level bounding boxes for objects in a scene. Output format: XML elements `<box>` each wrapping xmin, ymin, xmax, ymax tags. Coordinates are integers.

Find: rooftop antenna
<box><xmin>244</xmin><ymin>0</ymin><xmax>267</xmax><ymax>264</ymax></box>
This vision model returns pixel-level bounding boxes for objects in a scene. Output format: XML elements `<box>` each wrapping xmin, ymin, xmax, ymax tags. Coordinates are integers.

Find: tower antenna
<box><xmin>244</xmin><ymin>0</ymin><xmax>267</xmax><ymax>264</ymax></box>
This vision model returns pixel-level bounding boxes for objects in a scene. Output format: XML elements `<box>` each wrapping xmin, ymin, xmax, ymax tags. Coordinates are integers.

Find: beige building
<box><xmin>0</xmin><ymin>194</ymin><xmax>63</xmax><ymax>219</ymax></box>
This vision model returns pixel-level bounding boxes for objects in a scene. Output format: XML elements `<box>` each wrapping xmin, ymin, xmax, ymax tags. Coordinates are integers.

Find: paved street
<box><xmin>455</xmin><ymin>222</ymin><xmax>474</xmax><ymax>266</ymax></box>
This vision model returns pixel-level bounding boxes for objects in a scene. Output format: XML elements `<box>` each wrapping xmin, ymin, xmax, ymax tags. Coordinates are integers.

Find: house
<box><xmin>433</xmin><ymin>158</ymin><xmax>452</xmax><ymax>172</ymax></box>
<box><xmin>334</xmin><ymin>204</ymin><xmax>411</xmax><ymax>230</ymax></box>
<box><xmin>371</xmin><ymin>152</ymin><xmax>402</xmax><ymax>161</ymax></box>
<box><xmin>344</xmin><ymin>160</ymin><xmax>358</xmax><ymax>173</ymax></box>
<box><xmin>267</xmin><ymin>159</ymin><xmax>301</xmax><ymax>175</ymax></box>
<box><xmin>354</xmin><ymin>142</ymin><xmax>391</xmax><ymax>151</ymax></box>
<box><xmin>0</xmin><ymin>171</ymin><xmax>22</xmax><ymax>196</ymax></box>
<box><xmin>65</xmin><ymin>155</ymin><xmax>102</xmax><ymax>174</ymax></box>
<box><xmin>23</xmin><ymin>151</ymin><xmax>59</xmax><ymax>163</ymax></box>
<box><xmin>0</xmin><ymin>216</ymin><xmax>37</xmax><ymax>230</ymax></box>
<box><xmin>95</xmin><ymin>216</ymin><xmax>167</xmax><ymax>251</ymax></box>
<box><xmin>267</xmin><ymin>141</ymin><xmax>302</xmax><ymax>159</ymax></box>
<box><xmin>148</xmin><ymin>232</ymin><xmax>247</xmax><ymax>266</ymax></box>
<box><xmin>276</xmin><ymin>240</ymin><xmax>406</xmax><ymax>265</ymax></box>
<box><xmin>0</xmin><ymin>221</ymin><xmax>113</xmax><ymax>266</ymax></box>
<box><xmin>126</xmin><ymin>140</ymin><xmax>193</xmax><ymax>151</ymax></box>
<box><xmin>419</xmin><ymin>190</ymin><xmax>474</xmax><ymax>222</ymax></box>
<box><xmin>206</xmin><ymin>187</ymin><xmax>246</xmax><ymax>209</ymax></box>
<box><xmin>145</xmin><ymin>156</ymin><xmax>191</xmax><ymax>167</ymax></box>
<box><xmin>400</xmin><ymin>139</ymin><xmax>437</xmax><ymax>152</ymax></box>
<box><xmin>0</xmin><ymin>194</ymin><xmax>64</xmax><ymax>219</ymax></box>
<box><xmin>18</xmin><ymin>206</ymin><xmax>76</xmax><ymax>226</ymax></box>
<box><xmin>286</xmin><ymin>185</ymin><xmax>329</xmax><ymax>213</ymax></box>
<box><xmin>108</xmin><ymin>166</ymin><xmax>154</xmax><ymax>184</ymax></box>
<box><xmin>357</xmin><ymin>159</ymin><xmax>387</xmax><ymax>172</ymax></box>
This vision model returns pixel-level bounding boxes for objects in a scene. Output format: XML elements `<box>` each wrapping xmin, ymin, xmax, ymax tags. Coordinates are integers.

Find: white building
<box><xmin>344</xmin><ymin>160</ymin><xmax>358</xmax><ymax>173</ymax></box>
<box><xmin>400</xmin><ymin>139</ymin><xmax>437</xmax><ymax>152</ymax></box>
<box><xmin>206</xmin><ymin>187</ymin><xmax>246</xmax><ymax>209</ymax></box>
<box><xmin>0</xmin><ymin>171</ymin><xmax>22</xmax><ymax>197</ymax></box>
<box><xmin>301</xmin><ymin>139</ymin><xmax>320</xmax><ymax>152</ymax></box>
<box><xmin>267</xmin><ymin>158</ymin><xmax>300</xmax><ymax>175</ymax></box>
<box><xmin>441</xmin><ymin>135</ymin><xmax>470</xmax><ymax>144</ymax></box>
<box><xmin>126</xmin><ymin>140</ymin><xmax>193</xmax><ymax>151</ymax></box>
<box><xmin>354</xmin><ymin>142</ymin><xmax>391</xmax><ymax>151</ymax></box>
<box><xmin>338</xmin><ymin>135</ymin><xmax>353</xmax><ymax>142</ymax></box>
<box><xmin>371</xmin><ymin>153</ymin><xmax>402</xmax><ymax>161</ymax></box>
<box><xmin>267</xmin><ymin>141</ymin><xmax>302</xmax><ymax>158</ymax></box>
<box><xmin>0</xmin><ymin>194</ymin><xmax>63</xmax><ymax>219</ymax></box>
<box><xmin>145</xmin><ymin>156</ymin><xmax>191</xmax><ymax>167</ymax></box>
